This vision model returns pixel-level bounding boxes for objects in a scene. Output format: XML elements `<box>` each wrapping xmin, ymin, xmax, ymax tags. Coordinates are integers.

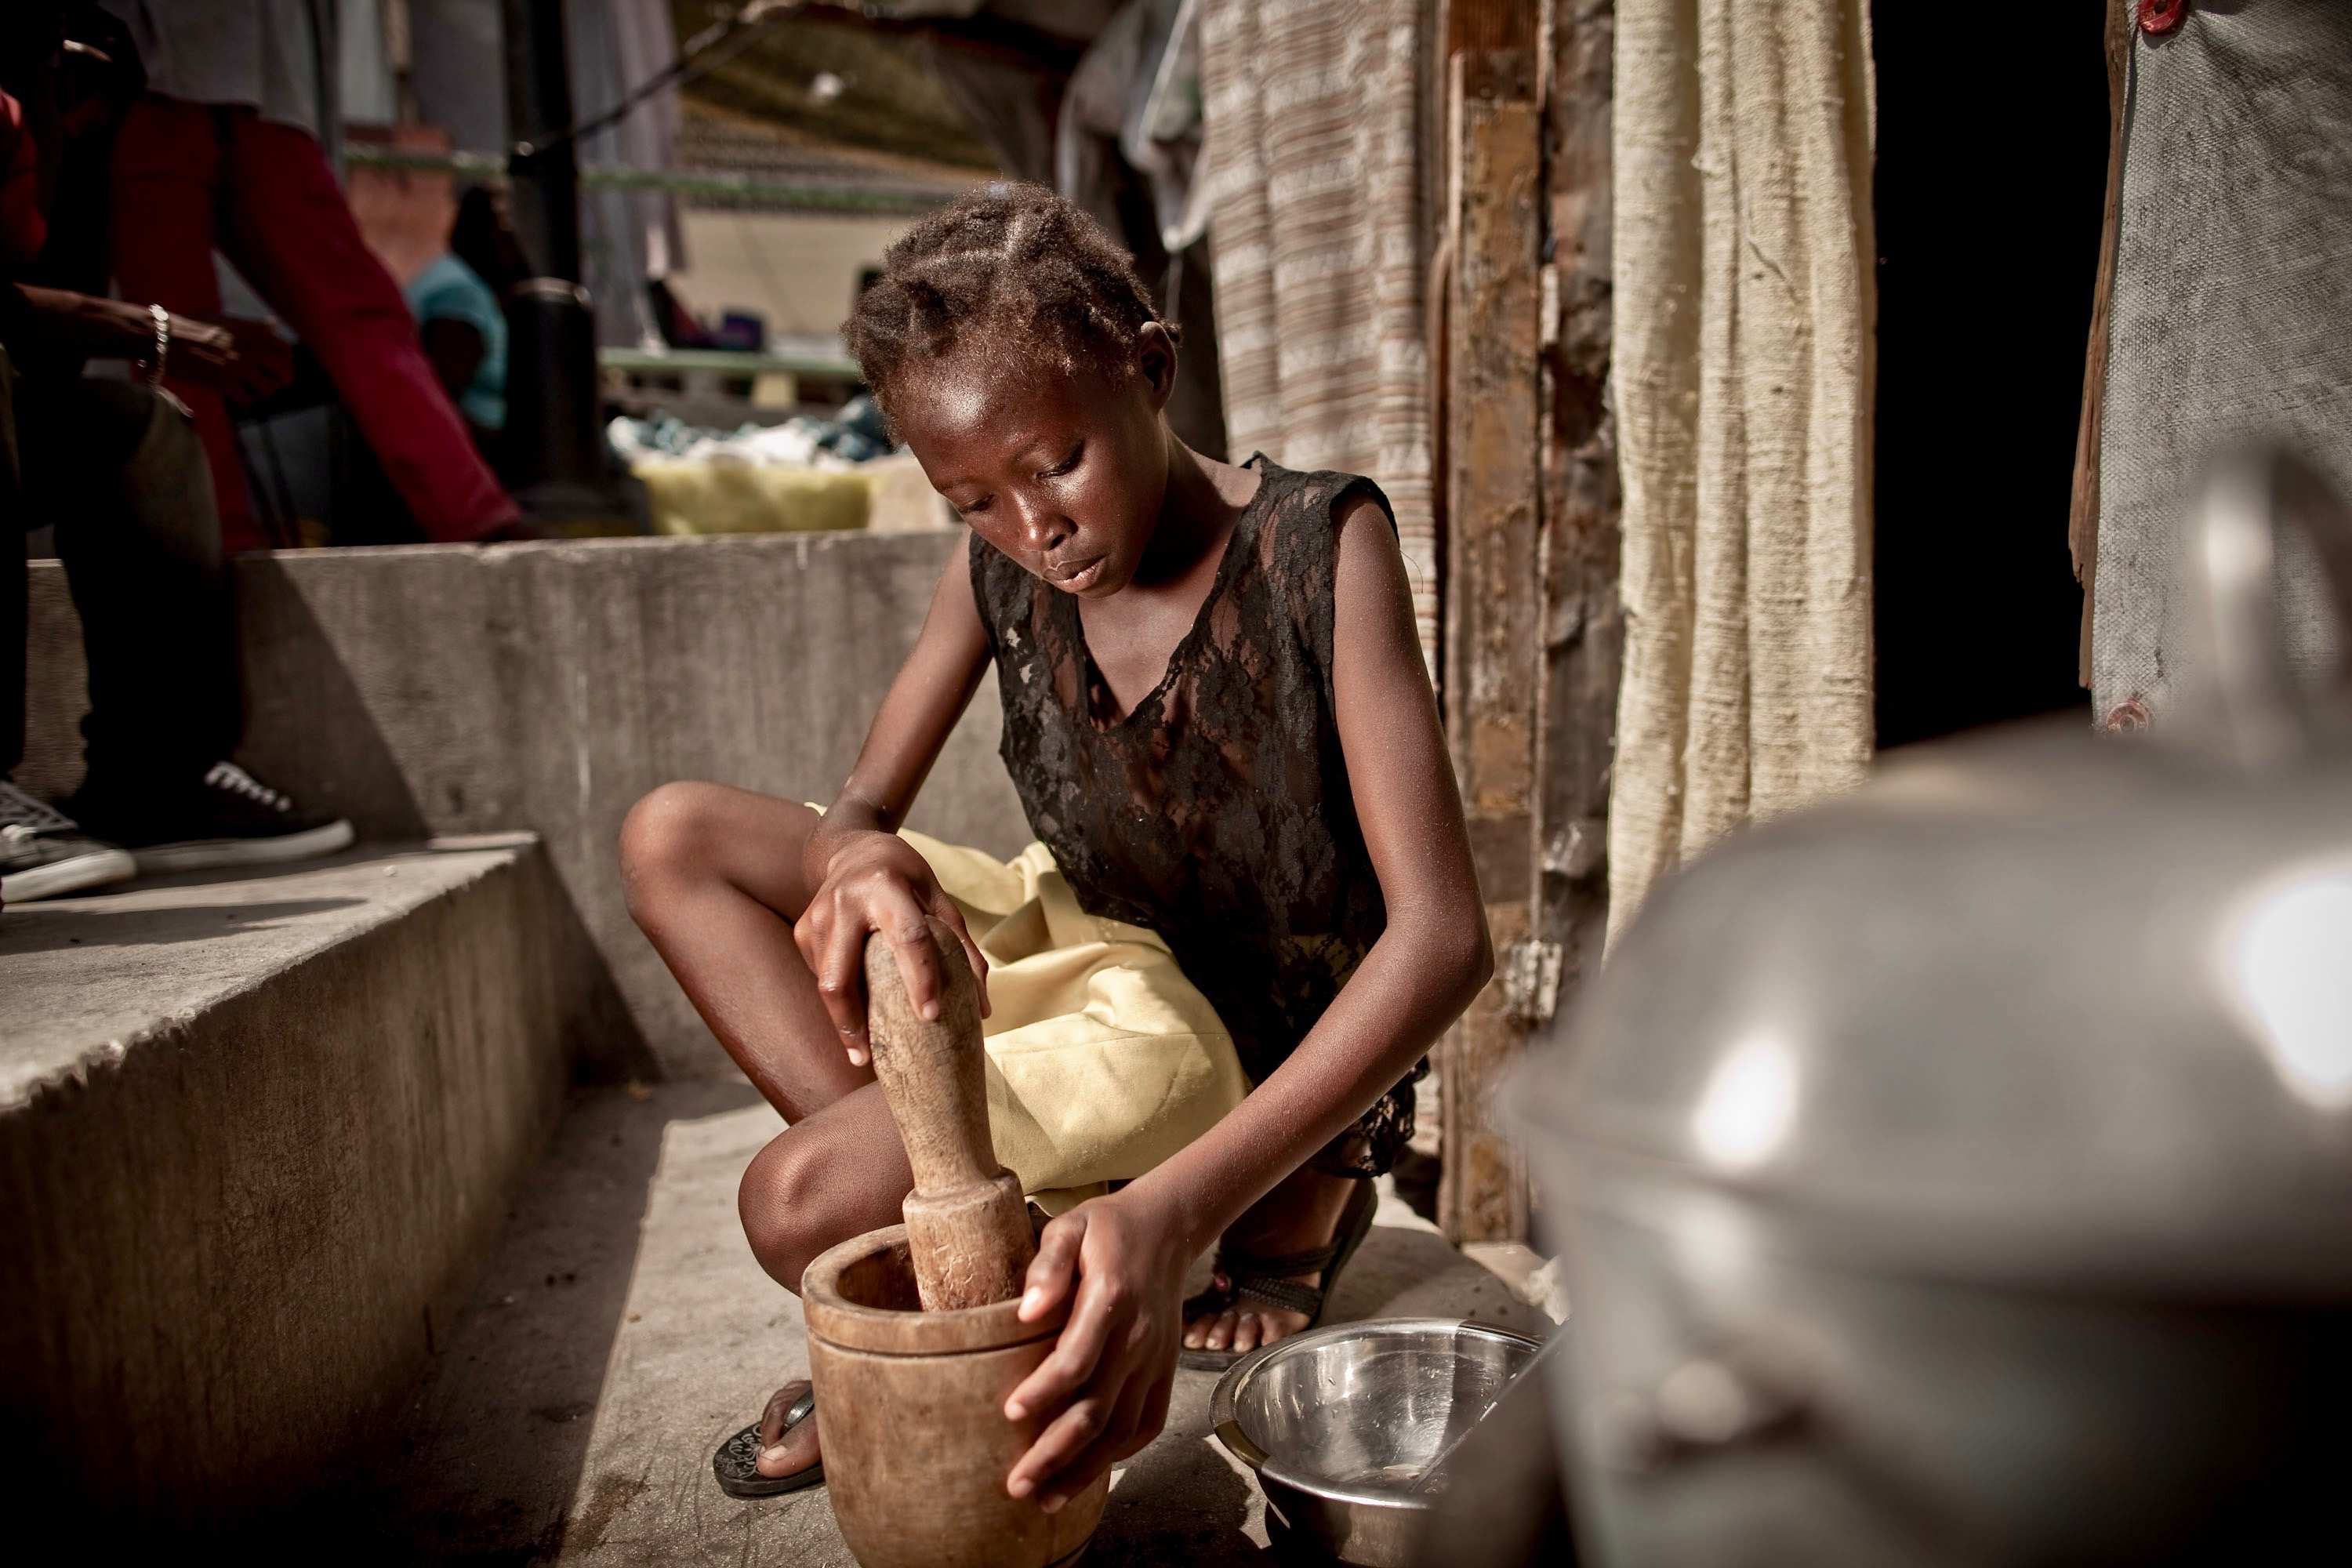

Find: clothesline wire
<box><xmin>514</xmin><ymin>0</ymin><xmax>804</xmax><ymax>162</ymax></box>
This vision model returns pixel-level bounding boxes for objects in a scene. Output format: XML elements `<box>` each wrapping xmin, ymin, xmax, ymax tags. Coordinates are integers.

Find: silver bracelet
<box><xmin>146</xmin><ymin>303</ymin><xmax>169</xmax><ymax>387</ymax></box>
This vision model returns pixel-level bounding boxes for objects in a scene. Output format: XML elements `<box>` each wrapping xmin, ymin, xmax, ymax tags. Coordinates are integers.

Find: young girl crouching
<box><xmin>618</xmin><ymin>183</ymin><xmax>1492</xmax><ymax>1512</ymax></box>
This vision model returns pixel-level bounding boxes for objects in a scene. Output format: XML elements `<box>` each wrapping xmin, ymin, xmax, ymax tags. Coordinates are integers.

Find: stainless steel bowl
<box><xmin>1210</xmin><ymin>1318</ymin><xmax>1545</xmax><ymax>1566</ymax></box>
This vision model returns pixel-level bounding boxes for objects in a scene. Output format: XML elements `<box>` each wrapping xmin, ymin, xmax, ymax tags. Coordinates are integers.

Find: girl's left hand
<box><xmin>1002</xmin><ymin>1187</ymin><xmax>1192</xmax><ymax>1510</ymax></box>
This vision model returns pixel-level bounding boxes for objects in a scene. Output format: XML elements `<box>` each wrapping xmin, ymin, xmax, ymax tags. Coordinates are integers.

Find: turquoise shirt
<box><xmin>406</xmin><ymin>254</ymin><xmax>506</xmax><ymax>431</ymax></box>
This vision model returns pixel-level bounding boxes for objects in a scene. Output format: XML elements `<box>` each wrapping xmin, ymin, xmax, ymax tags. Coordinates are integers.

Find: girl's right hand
<box><xmin>793</xmin><ymin>830</ymin><xmax>991</xmax><ymax>1066</ymax></box>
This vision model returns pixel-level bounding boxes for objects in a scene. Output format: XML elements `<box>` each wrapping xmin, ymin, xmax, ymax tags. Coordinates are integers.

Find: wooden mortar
<box><xmin>802</xmin><ymin>926</ymin><xmax>1101</xmax><ymax>1566</ymax></box>
<box><xmin>804</xmin><ymin>1226</ymin><xmax>1109</xmax><ymax>1568</ymax></box>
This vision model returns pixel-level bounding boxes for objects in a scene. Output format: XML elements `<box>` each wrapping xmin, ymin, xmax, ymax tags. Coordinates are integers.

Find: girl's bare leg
<box><xmin>619</xmin><ymin>782</ymin><xmax>869</xmax><ymax>1120</ymax></box>
<box><xmin>619</xmin><ymin>782</ymin><xmax>916</xmax><ymax>1478</ymax></box>
<box><xmin>728</xmin><ymin>1083</ymin><xmax>914</xmax><ymax>1481</ymax></box>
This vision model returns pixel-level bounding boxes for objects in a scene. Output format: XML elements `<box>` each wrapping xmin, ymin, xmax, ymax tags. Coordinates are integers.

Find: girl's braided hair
<box><xmin>844</xmin><ymin>181</ymin><xmax>1174</xmax><ymax>423</ymax></box>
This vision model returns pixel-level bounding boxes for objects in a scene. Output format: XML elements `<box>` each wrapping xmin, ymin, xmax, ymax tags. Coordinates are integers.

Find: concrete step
<box><xmin>365</xmin><ymin>1083</ymin><xmax>1551</xmax><ymax>1564</ymax></box>
<box><xmin>0</xmin><ymin>839</ymin><xmax>612</xmax><ymax>1537</ymax></box>
<box><xmin>22</xmin><ymin>533</ymin><xmax>1027</xmax><ymax>1084</ymax></box>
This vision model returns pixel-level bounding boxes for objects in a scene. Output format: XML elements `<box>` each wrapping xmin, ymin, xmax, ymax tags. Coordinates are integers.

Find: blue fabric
<box><xmin>405</xmin><ymin>253</ymin><xmax>506</xmax><ymax>431</ymax></box>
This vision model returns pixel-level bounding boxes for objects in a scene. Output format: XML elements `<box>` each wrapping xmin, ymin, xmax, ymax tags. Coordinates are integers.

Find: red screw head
<box><xmin>2140</xmin><ymin>0</ymin><xmax>2187</xmax><ymax>35</ymax></box>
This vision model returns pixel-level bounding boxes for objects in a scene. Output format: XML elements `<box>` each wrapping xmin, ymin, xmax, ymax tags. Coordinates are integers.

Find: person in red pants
<box><xmin>1</xmin><ymin>53</ymin><xmax>352</xmax><ymax>909</ymax></box>
<box><xmin>100</xmin><ymin>5</ymin><xmax>523</xmax><ymax>552</ymax></box>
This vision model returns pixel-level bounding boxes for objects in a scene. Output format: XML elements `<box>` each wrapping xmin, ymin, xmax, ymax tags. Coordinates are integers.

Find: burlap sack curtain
<box><xmin>1609</xmin><ymin>0</ymin><xmax>1878</xmax><ymax>940</ymax></box>
<box><xmin>2082</xmin><ymin>0</ymin><xmax>2352</xmax><ymax>727</ymax></box>
<box><xmin>1196</xmin><ymin>0</ymin><xmax>1438</xmax><ymax>666</ymax></box>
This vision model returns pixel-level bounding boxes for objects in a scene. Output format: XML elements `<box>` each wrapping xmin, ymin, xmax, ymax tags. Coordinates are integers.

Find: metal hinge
<box><xmin>1501</xmin><ymin>938</ymin><xmax>1565</xmax><ymax>1025</ymax></box>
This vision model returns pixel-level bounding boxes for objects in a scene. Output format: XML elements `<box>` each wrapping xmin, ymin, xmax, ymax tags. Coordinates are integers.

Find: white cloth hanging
<box><xmin>1609</xmin><ymin>0</ymin><xmax>1878</xmax><ymax>941</ymax></box>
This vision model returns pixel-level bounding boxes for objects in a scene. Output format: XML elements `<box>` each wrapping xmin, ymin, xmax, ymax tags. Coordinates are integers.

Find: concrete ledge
<box><xmin>22</xmin><ymin>532</ymin><xmax>1028</xmax><ymax>1080</ymax></box>
<box><xmin>0</xmin><ymin>840</ymin><xmax>593</xmax><ymax>1531</ymax></box>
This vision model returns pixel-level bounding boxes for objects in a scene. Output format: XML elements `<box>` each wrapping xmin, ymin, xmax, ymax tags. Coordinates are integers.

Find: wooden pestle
<box><xmin>863</xmin><ymin>920</ymin><xmax>1037</xmax><ymax>1312</ymax></box>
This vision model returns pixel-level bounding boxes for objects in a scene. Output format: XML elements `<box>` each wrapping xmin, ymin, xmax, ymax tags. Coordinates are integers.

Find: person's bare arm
<box><xmin>793</xmin><ymin>542</ymin><xmax>996</xmax><ymax>1061</ymax></box>
<box><xmin>3</xmin><ymin>285</ymin><xmax>290</xmax><ymax>397</ymax></box>
<box><xmin>1002</xmin><ymin>495</ymin><xmax>1493</xmax><ymax>1508</ymax></box>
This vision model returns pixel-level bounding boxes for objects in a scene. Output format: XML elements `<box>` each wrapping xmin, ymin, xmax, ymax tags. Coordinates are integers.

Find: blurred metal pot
<box><xmin>1513</xmin><ymin>453</ymin><xmax>2352</xmax><ymax>1566</ymax></box>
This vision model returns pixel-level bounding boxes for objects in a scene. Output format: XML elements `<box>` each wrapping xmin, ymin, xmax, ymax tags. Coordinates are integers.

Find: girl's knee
<box><xmin>738</xmin><ymin>1134</ymin><xmax>839</xmax><ymax>1288</ymax></box>
<box><xmin>619</xmin><ymin>782</ymin><xmax>722</xmax><ymax>906</ymax></box>
<box><xmin>621</xmin><ymin>785</ymin><xmax>819</xmax><ymax>927</ymax></box>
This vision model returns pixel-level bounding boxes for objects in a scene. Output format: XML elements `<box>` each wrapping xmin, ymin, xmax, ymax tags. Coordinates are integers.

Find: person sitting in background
<box><xmin>95</xmin><ymin>0</ymin><xmax>526</xmax><ymax>551</ymax></box>
<box><xmin>0</xmin><ymin>51</ymin><xmax>350</xmax><ymax>906</ymax></box>
<box><xmin>407</xmin><ymin>187</ymin><xmax>530</xmax><ymax>473</ymax></box>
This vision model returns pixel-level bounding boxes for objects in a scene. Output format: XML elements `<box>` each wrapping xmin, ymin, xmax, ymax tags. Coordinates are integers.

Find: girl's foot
<box><xmin>756</xmin><ymin>1380</ymin><xmax>822</xmax><ymax>1480</ymax></box>
<box><xmin>1180</xmin><ymin>1165</ymin><xmax>1365</xmax><ymax>1358</ymax></box>
<box><xmin>712</xmin><ymin>1380</ymin><xmax>824</xmax><ymax>1497</ymax></box>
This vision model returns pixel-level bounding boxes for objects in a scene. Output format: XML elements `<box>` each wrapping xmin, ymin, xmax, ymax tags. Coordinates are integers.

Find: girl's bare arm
<box><xmin>807</xmin><ymin>542</ymin><xmax>991</xmax><ymax>853</ymax></box>
<box><xmin>797</xmin><ymin>543</ymin><xmax>996</xmax><ymax>1054</ymax></box>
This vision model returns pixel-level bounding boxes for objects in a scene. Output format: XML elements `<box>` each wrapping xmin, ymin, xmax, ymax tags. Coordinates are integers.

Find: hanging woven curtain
<box><xmin>1196</xmin><ymin>0</ymin><xmax>1439</xmax><ymax>667</ymax></box>
<box><xmin>1609</xmin><ymin>0</ymin><xmax>1878</xmax><ymax>940</ymax></box>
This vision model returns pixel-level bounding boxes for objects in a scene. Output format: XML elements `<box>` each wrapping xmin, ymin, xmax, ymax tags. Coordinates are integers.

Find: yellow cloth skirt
<box><xmin>891</xmin><ymin>824</ymin><xmax>1250</xmax><ymax>1214</ymax></box>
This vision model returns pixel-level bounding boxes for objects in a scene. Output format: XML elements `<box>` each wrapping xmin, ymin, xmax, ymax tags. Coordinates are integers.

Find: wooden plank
<box><xmin>1449</xmin><ymin>0</ymin><xmax>1541</xmax><ymax>55</ymax></box>
<box><xmin>1437</xmin><ymin>49</ymin><xmax>1544</xmax><ymax>1246</ymax></box>
<box><xmin>2070</xmin><ymin>0</ymin><xmax>2135</xmax><ymax>686</ymax></box>
<box><xmin>1532</xmin><ymin>2</ymin><xmax>1621</xmax><ymax>1056</ymax></box>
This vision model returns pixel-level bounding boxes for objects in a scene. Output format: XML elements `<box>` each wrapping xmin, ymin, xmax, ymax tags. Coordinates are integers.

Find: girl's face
<box><xmin>892</xmin><ymin>328</ymin><xmax>1177</xmax><ymax>599</ymax></box>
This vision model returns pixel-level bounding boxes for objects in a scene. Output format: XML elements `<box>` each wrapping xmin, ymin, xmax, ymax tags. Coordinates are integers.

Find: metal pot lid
<box><xmin>1516</xmin><ymin>456</ymin><xmax>2352</xmax><ymax>1296</ymax></box>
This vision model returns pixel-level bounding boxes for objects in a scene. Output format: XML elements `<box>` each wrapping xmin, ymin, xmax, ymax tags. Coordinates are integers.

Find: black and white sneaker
<box><xmin>0</xmin><ymin>779</ymin><xmax>137</xmax><ymax>905</ymax></box>
<box><xmin>73</xmin><ymin>761</ymin><xmax>354</xmax><ymax>875</ymax></box>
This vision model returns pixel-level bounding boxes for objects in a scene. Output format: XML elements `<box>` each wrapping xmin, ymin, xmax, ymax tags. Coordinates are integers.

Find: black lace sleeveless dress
<box><xmin>969</xmin><ymin>456</ymin><xmax>1421</xmax><ymax>1178</ymax></box>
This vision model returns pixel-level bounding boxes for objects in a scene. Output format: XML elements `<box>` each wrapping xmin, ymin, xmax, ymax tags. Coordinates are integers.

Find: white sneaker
<box><xmin>0</xmin><ymin>781</ymin><xmax>137</xmax><ymax>906</ymax></box>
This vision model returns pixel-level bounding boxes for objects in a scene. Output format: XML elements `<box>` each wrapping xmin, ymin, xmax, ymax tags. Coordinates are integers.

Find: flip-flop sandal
<box><xmin>713</xmin><ymin>1385</ymin><xmax>825</xmax><ymax>1498</ymax></box>
<box><xmin>1178</xmin><ymin>1178</ymin><xmax>1379</xmax><ymax>1371</ymax></box>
